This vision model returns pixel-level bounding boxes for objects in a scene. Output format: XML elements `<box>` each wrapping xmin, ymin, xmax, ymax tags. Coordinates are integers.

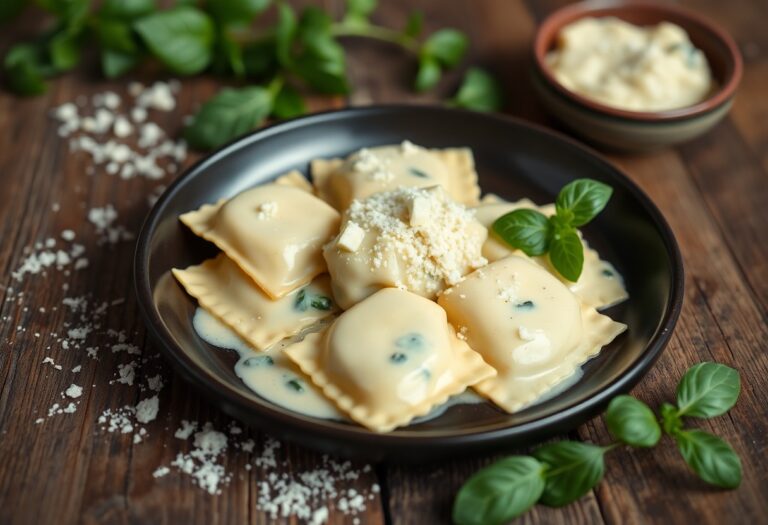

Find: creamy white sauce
<box><xmin>193</xmin><ymin>308</ymin><xmax>343</xmax><ymax>420</ymax></box>
<box><xmin>193</xmin><ymin>306</ymin><xmax>587</xmax><ymax>424</ymax></box>
<box><xmin>547</xmin><ymin>17</ymin><xmax>712</xmax><ymax>112</ymax></box>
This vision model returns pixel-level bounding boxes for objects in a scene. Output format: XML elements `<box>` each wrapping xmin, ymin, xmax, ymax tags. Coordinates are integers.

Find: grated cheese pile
<box><xmin>344</xmin><ymin>186</ymin><xmax>488</xmax><ymax>297</ymax></box>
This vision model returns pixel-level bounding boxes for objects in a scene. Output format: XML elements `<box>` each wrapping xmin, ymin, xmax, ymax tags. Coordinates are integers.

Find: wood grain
<box><xmin>0</xmin><ymin>1</ymin><xmax>767</xmax><ymax>524</ymax></box>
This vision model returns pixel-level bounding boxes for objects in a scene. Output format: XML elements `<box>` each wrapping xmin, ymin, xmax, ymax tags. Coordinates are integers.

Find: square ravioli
<box><xmin>173</xmin><ymin>253</ymin><xmax>338</xmax><ymax>350</ymax></box>
<box><xmin>180</xmin><ymin>181</ymin><xmax>340</xmax><ymax>298</ymax></box>
<box><xmin>473</xmin><ymin>194</ymin><xmax>628</xmax><ymax>310</ymax></box>
<box><xmin>311</xmin><ymin>142</ymin><xmax>480</xmax><ymax>211</ymax></box>
<box><xmin>285</xmin><ymin>288</ymin><xmax>496</xmax><ymax>432</ymax></box>
<box><xmin>438</xmin><ymin>256</ymin><xmax>627</xmax><ymax>413</ymax></box>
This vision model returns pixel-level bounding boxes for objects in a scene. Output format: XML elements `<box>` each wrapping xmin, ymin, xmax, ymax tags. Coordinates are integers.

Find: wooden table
<box><xmin>1</xmin><ymin>1</ymin><xmax>766</xmax><ymax>523</ymax></box>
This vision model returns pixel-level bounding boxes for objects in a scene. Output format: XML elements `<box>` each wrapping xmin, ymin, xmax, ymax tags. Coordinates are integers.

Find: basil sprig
<box><xmin>3</xmin><ymin>0</ymin><xmax>503</xmax><ymax>149</ymax></box>
<box><xmin>452</xmin><ymin>362</ymin><xmax>742</xmax><ymax>524</ymax></box>
<box><xmin>492</xmin><ymin>178</ymin><xmax>613</xmax><ymax>282</ymax></box>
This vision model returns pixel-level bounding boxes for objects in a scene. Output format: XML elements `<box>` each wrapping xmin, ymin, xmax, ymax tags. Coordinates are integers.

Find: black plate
<box><xmin>134</xmin><ymin>105</ymin><xmax>683</xmax><ymax>462</ymax></box>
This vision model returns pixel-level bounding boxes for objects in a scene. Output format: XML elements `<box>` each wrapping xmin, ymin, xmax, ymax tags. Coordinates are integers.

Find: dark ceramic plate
<box><xmin>134</xmin><ymin>105</ymin><xmax>683</xmax><ymax>462</ymax></box>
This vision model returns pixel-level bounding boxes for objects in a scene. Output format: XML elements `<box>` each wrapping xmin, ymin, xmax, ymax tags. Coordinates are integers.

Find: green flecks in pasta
<box><xmin>294</xmin><ymin>288</ymin><xmax>333</xmax><ymax>312</ymax></box>
<box><xmin>515</xmin><ymin>300</ymin><xmax>535</xmax><ymax>311</ymax></box>
<box><xmin>601</xmin><ymin>268</ymin><xmax>615</xmax><ymax>278</ymax></box>
<box><xmin>395</xmin><ymin>332</ymin><xmax>426</xmax><ymax>350</ymax></box>
<box><xmin>285</xmin><ymin>378</ymin><xmax>305</xmax><ymax>393</ymax></box>
<box><xmin>421</xmin><ymin>368</ymin><xmax>432</xmax><ymax>380</ymax></box>
<box><xmin>390</xmin><ymin>352</ymin><xmax>407</xmax><ymax>364</ymax></box>
<box><xmin>409</xmin><ymin>167</ymin><xmax>430</xmax><ymax>178</ymax></box>
<box><xmin>244</xmin><ymin>355</ymin><xmax>274</xmax><ymax>367</ymax></box>
<box><xmin>310</xmin><ymin>296</ymin><xmax>332</xmax><ymax>310</ymax></box>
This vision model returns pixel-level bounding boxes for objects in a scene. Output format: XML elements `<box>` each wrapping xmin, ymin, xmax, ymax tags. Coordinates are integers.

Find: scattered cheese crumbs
<box><xmin>352</xmin><ymin>148</ymin><xmax>393</xmax><ymax>182</ymax></box>
<box><xmin>61</xmin><ymin>229</ymin><xmax>76</xmax><ymax>241</ymax></box>
<box><xmin>153</xmin><ymin>466</ymin><xmax>170</xmax><ymax>478</ymax></box>
<box><xmin>116</xmin><ymin>362</ymin><xmax>136</xmax><ymax>385</ymax></box>
<box><xmin>255</xmin><ymin>201</ymin><xmax>278</xmax><ymax>220</ymax></box>
<box><xmin>147</xmin><ymin>374</ymin><xmax>164</xmax><ymax>392</ymax></box>
<box><xmin>65</xmin><ymin>384</ymin><xmax>83</xmax><ymax>398</ymax></box>
<box><xmin>400</xmin><ymin>140</ymin><xmax>421</xmax><ymax>156</ymax></box>
<box><xmin>135</xmin><ymin>396</ymin><xmax>159</xmax><ymax>424</ymax></box>
<box><xmin>175</xmin><ymin>420</ymin><xmax>197</xmax><ymax>439</ymax></box>
<box><xmin>88</xmin><ymin>205</ymin><xmax>133</xmax><ymax>244</ymax></box>
<box><xmin>35</xmin><ymin>418</ymin><xmax>45</xmax><ymax>425</ymax></box>
<box><xmin>71</xmin><ymin>365</ymin><xmax>82</xmax><ymax>373</ymax></box>
<box><xmin>170</xmin><ymin>423</ymin><xmax>230</xmax><ymax>495</ymax></box>
<box><xmin>337</xmin><ymin>221</ymin><xmax>366</xmax><ymax>252</ymax></box>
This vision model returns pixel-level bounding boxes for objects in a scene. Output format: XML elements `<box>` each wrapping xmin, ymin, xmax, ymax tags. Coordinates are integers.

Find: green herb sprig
<box><xmin>452</xmin><ymin>362</ymin><xmax>742</xmax><ymax>525</ymax></box>
<box><xmin>492</xmin><ymin>178</ymin><xmax>612</xmax><ymax>282</ymax></box>
<box><xmin>4</xmin><ymin>0</ymin><xmax>504</xmax><ymax>149</ymax></box>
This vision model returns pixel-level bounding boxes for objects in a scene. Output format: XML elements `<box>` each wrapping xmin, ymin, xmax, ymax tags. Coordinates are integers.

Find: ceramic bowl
<box><xmin>134</xmin><ymin>105</ymin><xmax>683</xmax><ymax>461</ymax></box>
<box><xmin>532</xmin><ymin>1</ymin><xmax>743</xmax><ymax>151</ymax></box>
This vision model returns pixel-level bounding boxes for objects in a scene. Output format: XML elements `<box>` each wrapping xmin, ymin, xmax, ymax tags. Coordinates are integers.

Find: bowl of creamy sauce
<box><xmin>532</xmin><ymin>2</ymin><xmax>742</xmax><ymax>150</ymax></box>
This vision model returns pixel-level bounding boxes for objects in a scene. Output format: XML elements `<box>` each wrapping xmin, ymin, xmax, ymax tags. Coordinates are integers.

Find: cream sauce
<box><xmin>546</xmin><ymin>17</ymin><xmax>712</xmax><ymax>112</ymax></box>
<box><xmin>193</xmin><ymin>307</ymin><xmax>344</xmax><ymax>420</ymax></box>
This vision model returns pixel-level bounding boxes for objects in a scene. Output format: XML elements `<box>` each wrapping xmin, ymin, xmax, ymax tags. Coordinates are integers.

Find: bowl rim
<box><xmin>533</xmin><ymin>0</ymin><xmax>743</xmax><ymax>122</ymax></box>
<box><xmin>134</xmin><ymin>104</ymin><xmax>685</xmax><ymax>454</ymax></box>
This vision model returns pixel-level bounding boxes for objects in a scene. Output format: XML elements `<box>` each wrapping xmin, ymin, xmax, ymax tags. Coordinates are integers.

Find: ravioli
<box><xmin>285</xmin><ymin>288</ymin><xmax>496</xmax><ymax>432</ymax></box>
<box><xmin>273</xmin><ymin>169</ymin><xmax>313</xmax><ymax>192</ymax></box>
<box><xmin>179</xmin><ymin>182</ymin><xmax>340</xmax><ymax>298</ymax></box>
<box><xmin>323</xmin><ymin>186</ymin><xmax>487</xmax><ymax>309</ymax></box>
<box><xmin>473</xmin><ymin>195</ymin><xmax>628</xmax><ymax>309</ymax></box>
<box><xmin>438</xmin><ymin>256</ymin><xmax>627</xmax><ymax>413</ymax></box>
<box><xmin>311</xmin><ymin>141</ymin><xmax>480</xmax><ymax>211</ymax></box>
<box><xmin>173</xmin><ymin>253</ymin><xmax>338</xmax><ymax>350</ymax></box>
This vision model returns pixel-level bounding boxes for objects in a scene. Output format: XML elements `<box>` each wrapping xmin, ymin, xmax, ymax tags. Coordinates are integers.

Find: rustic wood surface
<box><xmin>1</xmin><ymin>0</ymin><xmax>767</xmax><ymax>523</ymax></box>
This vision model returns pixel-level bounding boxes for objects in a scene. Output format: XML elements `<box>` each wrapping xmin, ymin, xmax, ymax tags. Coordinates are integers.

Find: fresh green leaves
<box><xmin>134</xmin><ymin>6</ymin><xmax>215</xmax><ymax>75</ymax></box>
<box><xmin>534</xmin><ymin>442</ymin><xmax>607</xmax><ymax>507</ymax></box>
<box><xmin>674</xmin><ymin>430</ymin><xmax>742</xmax><ymax>489</ymax></box>
<box><xmin>452</xmin><ymin>362</ymin><xmax>743</xmax><ymax>522</ymax></box>
<box><xmin>450</xmin><ymin>67</ymin><xmax>503</xmax><ymax>112</ymax></box>
<box><xmin>184</xmin><ymin>86</ymin><xmax>273</xmax><ymax>149</ymax></box>
<box><xmin>492</xmin><ymin>209</ymin><xmax>551</xmax><ymax>257</ymax></box>
<box><xmin>492</xmin><ymin>178</ymin><xmax>612</xmax><ymax>281</ymax></box>
<box><xmin>452</xmin><ymin>457</ymin><xmax>545</xmax><ymax>525</ymax></box>
<box><xmin>556</xmin><ymin>178</ymin><xmax>613</xmax><ymax>226</ymax></box>
<box><xmin>676</xmin><ymin>362</ymin><xmax>741</xmax><ymax>418</ymax></box>
<box><xmin>606</xmin><ymin>395</ymin><xmax>661</xmax><ymax>447</ymax></box>
<box><xmin>5</xmin><ymin>0</ymin><xmax>498</xmax><ymax>149</ymax></box>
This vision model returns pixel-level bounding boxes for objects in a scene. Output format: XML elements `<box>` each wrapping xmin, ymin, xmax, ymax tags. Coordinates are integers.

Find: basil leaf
<box><xmin>414</xmin><ymin>54</ymin><xmax>440</xmax><ymax>92</ymax></box>
<box><xmin>184</xmin><ymin>86</ymin><xmax>273</xmax><ymax>149</ymax></box>
<box><xmin>549</xmin><ymin>226</ymin><xmax>584</xmax><ymax>282</ymax></box>
<box><xmin>101</xmin><ymin>48</ymin><xmax>140</xmax><ymax>78</ymax></box>
<box><xmin>422</xmin><ymin>28</ymin><xmax>467</xmax><ymax>67</ymax></box>
<box><xmin>533</xmin><ymin>441</ymin><xmax>606</xmax><ymax>507</ymax></box>
<box><xmin>97</xmin><ymin>18</ymin><xmax>138</xmax><ymax>53</ymax></box>
<box><xmin>676</xmin><ymin>362</ymin><xmax>740</xmax><ymax>418</ymax></box>
<box><xmin>292</xmin><ymin>7</ymin><xmax>348</xmax><ymax>94</ymax></box>
<box><xmin>555</xmin><ymin>178</ymin><xmax>613</xmax><ymax>227</ymax></box>
<box><xmin>605</xmin><ymin>395</ymin><xmax>661</xmax><ymax>448</ymax></box>
<box><xmin>38</xmin><ymin>0</ymin><xmax>89</xmax><ymax>25</ymax></box>
<box><xmin>208</xmin><ymin>0</ymin><xmax>270</xmax><ymax>27</ymax></box>
<box><xmin>213</xmin><ymin>31</ymin><xmax>245</xmax><ymax>77</ymax></box>
<box><xmin>49</xmin><ymin>31</ymin><xmax>82</xmax><ymax>71</ymax></box>
<box><xmin>492</xmin><ymin>209</ymin><xmax>551</xmax><ymax>257</ymax></box>
<box><xmin>100</xmin><ymin>0</ymin><xmax>156</xmax><ymax>20</ymax></box>
<box><xmin>0</xmin><ymin>0</ymin><xmax>26</xmax><ymax>24</ymax></box>
<box><xmin>343</xmin><ymin>0</ymin><xmax>376</xmax><ymax>28</ymax></box>
<box><xmin>403</xmin><ymin>12</ymin><xmax>423</xmax><ymax>38</ymax></box>
<box><xmin>243</xmin><ymin>39</ymin><xmax>279</xmax><ymax>79</ymax></box>
<box><xmin>660</xmin><ymin>402</ymin><xmax>683</xmax><ymax>435</ymax></box>
<box><xmin>674</xmin><ymin>429</ymin><xmax>742</xmax><ymax>488</ymax></box>
<box><xmin>4</xmin><ymin>43</ymin><xmax>49</xmax><ymax>95</ymax></box>
<box><xmin>275</xmin><ymin>2</ymin><xmax>296</xmax><ymax>67</ymax></box>
<box><xmin>134</xmin><ymin>6</ymin><xmax>214</xmax><ymax>75</ymax></box>
<box><xmin>451</xmin><ymin>67</ymin><xmax>503</xmax><ymax>112</ymax></box>
<box><xmin>452</xmin><ymin>456</ymin><xmax>545</xmax><ymax>525</ymax></box>
<box><xmin>272</xmin><ymin>84</ymin><xmax>306</xmax><ymax>119</ymax></box>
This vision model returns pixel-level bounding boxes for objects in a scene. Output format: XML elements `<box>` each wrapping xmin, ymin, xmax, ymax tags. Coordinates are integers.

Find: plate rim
<box><xmin>134</xmin><ymin>104</ymin><xmax>684</xmax><ymax>452</ymax></box>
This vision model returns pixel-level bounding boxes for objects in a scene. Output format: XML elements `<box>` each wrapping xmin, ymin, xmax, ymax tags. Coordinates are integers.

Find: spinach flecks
<box><xmin>515</xmin><ymin>300</ymin><xmax>535</xmax><ymax>311</ymax></box>
<box><xmin>390</xmin><ymin>352</ymin><xmax>407</xmax><ymax>364</ymax></box>
<box><xmin>310</xmin><ymin>295</ymin><xmax>332</xmax><ymax>310</ymax></box>
<box><xmin>294</xmin><ymin>289</ymin><xmax>333</xmax><ymax>312</ymax></box>
<box><xmin>409</xmin><ymin>167</ymin><xmax>430</xmax><ymax>178</ymax></box>
<box><xmin>395</xmin><ymin>332</ymin><xmax>426</xmax><ymax>350</ymax></box>
<box><xmin>286</xmin><ymin>378</ymin><xmax>305</xmax><ymax>393</ymax></box>
<box><xmin>293</xmin><ymin>289</ymin><xmax>308</xmax><ymax>311</ymax></box>
<box><xmin>601</xmin><ymin>268</ymin><xmax>615</xmax><ymax>277</ymax></box>
<box><xmin>244</xmin><ymin>355</ymin><xmax>274</xmax><ymax>367</ymax></box>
